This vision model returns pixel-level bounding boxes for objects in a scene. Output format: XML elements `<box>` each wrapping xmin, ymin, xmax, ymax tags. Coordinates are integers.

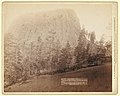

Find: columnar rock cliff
<box><xmin>9</xmin><ymin>9</ymin><xmax>81</xmax><ymax>47</ymax></box>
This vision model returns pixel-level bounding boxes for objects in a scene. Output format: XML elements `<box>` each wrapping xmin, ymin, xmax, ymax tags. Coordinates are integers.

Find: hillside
<box><xmin>5</xmin><ymin>62</ymin><xmax>112</xmax><ymax>92</ymax></box>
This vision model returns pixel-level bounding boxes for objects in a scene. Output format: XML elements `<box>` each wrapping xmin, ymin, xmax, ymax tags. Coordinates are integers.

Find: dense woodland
<box><xmin>4</xmin><ymin>27</ymin><xmax>112</xmax><ymax>87</ymax></box>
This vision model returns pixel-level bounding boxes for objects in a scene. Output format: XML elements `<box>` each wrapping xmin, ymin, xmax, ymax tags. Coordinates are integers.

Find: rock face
<box><xmin>9</xmin><ymin>9</ymin><xmax>81</xmax><ymax>47</ymax></box>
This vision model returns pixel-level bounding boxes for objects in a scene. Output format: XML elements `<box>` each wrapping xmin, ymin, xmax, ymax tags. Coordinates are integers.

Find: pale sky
<box><xmin>3</xmin><ymin>2</ymin><xmax>114</xmax><ymax>41</ymax></box>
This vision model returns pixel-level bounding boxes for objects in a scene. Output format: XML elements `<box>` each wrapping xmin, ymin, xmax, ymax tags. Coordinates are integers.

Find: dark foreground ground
<box><xmin>5</xmin><ymin>62</ymin><xmax>112</xmax><ymax>92</ymax></box>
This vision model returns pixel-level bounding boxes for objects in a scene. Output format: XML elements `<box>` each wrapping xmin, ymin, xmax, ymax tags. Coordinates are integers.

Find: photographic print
<box><xmin>2</xmin><ymin>1</ymin><xmax>117</xmax><ymax>94</ymax></box>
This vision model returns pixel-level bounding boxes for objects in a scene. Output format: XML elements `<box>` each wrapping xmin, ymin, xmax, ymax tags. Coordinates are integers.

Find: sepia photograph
<box><xmin>2</xmin><ymin>1</ymin><xmax>117</xmax><ymax>94</ymax></box>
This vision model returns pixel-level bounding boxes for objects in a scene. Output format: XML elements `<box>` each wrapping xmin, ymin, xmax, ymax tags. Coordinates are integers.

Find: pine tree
<box><xmin>35</xmin><ymin>36</ymin><xmax>43</xmax><ymax>75</ymax></box>
<box><xmin>90</xmin><ymin>31</ymin><xmax>96</xmax><ymax>43</ymax></box>
<box><xmin>29</xmin><ymin>41</ymin><xmax>36</xmax><ymax>75</ymax></box>
<box><xmin>74</xmin><ymin>28</ymin><xmax>86</xmax><ymax>66</ymax></box>
<box><xmin>58</xmin><ymin>41</ymin><xmax>72</xmax><ymax>72</ymax></box>
<box><xmin>51</xmin><ymin>39</ymin><xmax>61</xmax><ymax>72</ymax></box>
<box><xmin>65</xmin><ymin>41</ymin><xmax>72</xmax><ymax>68</ymax></box>
<box><xmin>44</xmin><ymin>30</ymin><xmax>56</xmax><ymax>72</ymax></box>
<box><xmin>4</xmin><ymin>33</ymin><xmax>18</xmax><ymax>86</ymax></box>
<box><xmin>14</xmin><ymin>45</ymin><xmax>23</xmax><ymax>80</ymax></box>
<box><xmin>97</xmin><ymin>34</ymin><xmax>106</xmax><ymax>55</ymax></box>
